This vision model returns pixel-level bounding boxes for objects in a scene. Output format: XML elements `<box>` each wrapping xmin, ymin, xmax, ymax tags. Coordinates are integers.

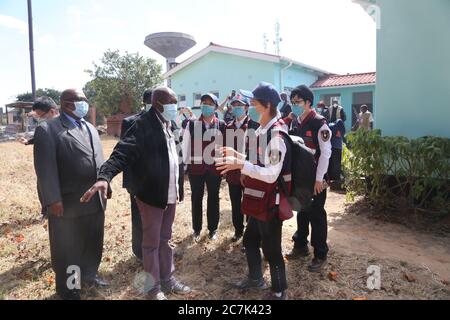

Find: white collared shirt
<box><xmin>157</xmin><ymin>117</ymin><xmax>179</xmax><ymax>204</ymax></box>
<box><xmin>234</xmin><ymin>116</ymin><xmax>246</xmax><ymax>129</ymax></box>
<box><xmin>241</xmin><ymin>117</ymin><xmax>287</xmax><ymax>184</ymax></box>
<box><xmin>181</xmin><ymin>118</ymin><xmax>219</xmax><ymax>165</ymax></box>
<box><xmin>296</xmin><ymin>115</ymin><xmax>332</xmax><ymax>182</ymax></box>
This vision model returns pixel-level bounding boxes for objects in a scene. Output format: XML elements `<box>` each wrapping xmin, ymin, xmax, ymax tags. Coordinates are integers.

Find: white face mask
<box><xmin>73</xmin><ymin>101</ymin><xmax>89</xmax><ymax>119</ymax></box>
<box><xmin>145</xmin><ymin>104</ymin><xmax>152</xmax><ymax>112</ymax></box>
<box><xmin>160</xmin><ymin>103</ymin><xmax>178</xmax><ymax>122</ymax></box>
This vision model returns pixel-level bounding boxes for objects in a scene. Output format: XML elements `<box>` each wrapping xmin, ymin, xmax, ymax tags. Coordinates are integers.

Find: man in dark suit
<box><xmin>279</xmin><ymin>92</ymin><xmax>292</xmax><ymax>119</ymax></box>
<box><xmin>20</xmin><ymin>97</ymin><xmax>60</xmax><ymax>219</ymax></box>
<box><xmin>34</xmin><ymin>89</ymin><xmax>109</xmax><ymax>300</ymax></box>
<box><xmin>19</xmin><ymin>96</ymin><xmax>59</xmax><ymax>146</ymax></box>
<box><xmin>120</xmin><ymin>90</ymin><xmax>150</xmax><ymax>261</ymax></box>
<box><xmin>81</xmin><ymin>86</ymin><xmax>190</xmax><ymax>300</ymax></box>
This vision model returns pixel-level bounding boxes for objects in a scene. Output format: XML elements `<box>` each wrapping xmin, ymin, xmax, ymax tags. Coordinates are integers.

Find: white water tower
<box><xmin>144</xmin><ymin>32</ymin><xmax>196</xmax><ymax>87</ymax></box>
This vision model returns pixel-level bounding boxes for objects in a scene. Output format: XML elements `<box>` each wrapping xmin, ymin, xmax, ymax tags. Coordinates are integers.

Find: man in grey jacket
<box><xmin>34</xmin><ymin>89</ymin><xmax>109</xmax><ymax>300</ymax></box>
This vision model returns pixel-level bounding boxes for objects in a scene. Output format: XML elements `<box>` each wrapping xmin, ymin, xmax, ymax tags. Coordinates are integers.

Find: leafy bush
<box><xmin>343</xmin><ymin>129</ymin><xmax>450</xmax><ymax>215</ymax></box>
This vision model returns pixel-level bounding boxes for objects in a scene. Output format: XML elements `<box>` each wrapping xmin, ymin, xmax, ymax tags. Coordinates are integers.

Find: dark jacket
<box><xmin>98</xmin><ymin>108</ymin><xmax>175</xmax><ymax>209</ymax></box>
<box><xmin>33</xmin><ymin>113</ymin><xmax>106</xmax><ymax>218</ymax></box>
<box><xmin>329</xmin><ymin>119</ymin><xmax>346</xmax><ymax>149</ymax></box>
<box><xmin>120</xmin><ymin>111</ymin><xmax>145</xmax><ymax>191</ymax></box>
<box><xmin>223</xmin><ymin>109</ymin><xmax>235</xmax><ymax>124</ymax></box>
<box><xmin>280</xmin><ymin>102</ymin><xmax>292</xmax><ymax>119</ymax></box>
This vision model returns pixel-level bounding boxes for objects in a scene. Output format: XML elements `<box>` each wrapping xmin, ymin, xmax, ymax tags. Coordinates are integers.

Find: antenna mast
<box><xmin>274</xmin><ymin>20</ymin><xmax>282</xmax><ymax>56</ymax></box>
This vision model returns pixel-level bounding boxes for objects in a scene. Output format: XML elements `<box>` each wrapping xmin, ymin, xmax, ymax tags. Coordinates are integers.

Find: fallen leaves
<box><xmin>1</xmin><ymin>138</ymin><xmax>450</xmax><ymax>301</ymax></box>
<box><xmin>402</xmin><ymin>273</ymin><xmax>417</xmax><ymax>283</ymax></box>
<box><xmin>353</xmin><ymin>297</ymin><xmax>368</xmax><ymax>300</ymax></box>
<box><xmin>3</xmin><ymin>227</ymin><xmax>12</xmax><ymax>236</ymax></box>
<box><xmin>46</xmin><ymin>275</ymin><xmax>55</xmax><ymax>286</ymax></box>
<box><xmin>15</xmin><ymin>233</ymin><xmax>25</xmax><ymax>243</ymax></box>
<box><xmin>328</xmin><ymin>271</ymin><xmax>338</xmax><ymax>281</ymax></box>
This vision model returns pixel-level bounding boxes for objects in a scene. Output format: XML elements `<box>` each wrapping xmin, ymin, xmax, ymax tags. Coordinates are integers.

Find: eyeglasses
<box><xmin>291</xmin><ymin>99</ymin><xmax>305</xmax><ymax>105</ymax></box>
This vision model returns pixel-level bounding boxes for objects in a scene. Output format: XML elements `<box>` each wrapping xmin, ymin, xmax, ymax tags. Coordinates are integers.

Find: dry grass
<box><xmin>0</xmin><ymin>137</ymin><xmax>449</xmax><ymax>300</ymax></box>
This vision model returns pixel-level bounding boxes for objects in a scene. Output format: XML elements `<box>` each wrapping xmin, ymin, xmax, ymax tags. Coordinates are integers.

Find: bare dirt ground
<box><xmin>1</xmin><ymin>137</ymin><xmax>449</xmax><ymax>300</ymax></box>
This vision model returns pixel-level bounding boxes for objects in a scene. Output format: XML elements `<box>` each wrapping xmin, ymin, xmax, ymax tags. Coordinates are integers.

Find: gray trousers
<box><xmin>136</xmin><ymin>199</ymin><xmax>176</xmax><ymax>294</ymax></box>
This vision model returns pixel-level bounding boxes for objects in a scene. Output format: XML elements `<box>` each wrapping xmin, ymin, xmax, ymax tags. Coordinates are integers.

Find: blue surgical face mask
<box><xmin>201</xmin><ymin>104</ymin><xmax>215</xmax><ymax>117</ymax></box>
<box><xmin>292</xmin><ymin>104</ymin><xmax>303</xmax><ymax>117</ymax></box>
<box><xmin>160</xmin><ymin>103</ymin><xmax>178</xmax><ymax>122</ymax></box>
<box><xmin>248</xmin><ymin>106</ymin><xmax>260</xmax><ymax>122</ymax></box>
<box><xmin>233</xmin><ymin>106</ymin><xmax>246</xmax><ymax>119</ymax></box>
<box><xmin>73</xmin><ymin>101</ymin><xmax>89</xmax><ymax>119</ymax></box>
<box><xmin>145</xmin><ymin>104</ymin><xmax>152</xmax><ymax>112</ymax></box>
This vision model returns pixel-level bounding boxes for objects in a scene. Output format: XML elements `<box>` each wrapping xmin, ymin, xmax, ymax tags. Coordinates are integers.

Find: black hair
<box><xmin>255</xmin><ymin>99</ymin><xmax>277</xmax><ymax>117</ymax></box>
<box><xmin>290</xmin><ymin>88</ymin><xmax>314</xmax><ymax>107</ymax></box>
<box><xmin>143</xmin><ymin>89</ymin><xmax>153</xmax><ymax>104</ymax></box>
<box><xmin>32</xmin><ymin>96</ymin><xmax>57</xmax><ymax>113</ymax></box>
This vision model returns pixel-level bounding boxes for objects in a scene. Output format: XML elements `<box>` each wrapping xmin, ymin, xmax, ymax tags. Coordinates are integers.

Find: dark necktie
<box><xmin>76</xmin><ymin>120</ymin><xmax>91</xmax><ymax>147</ymax></box>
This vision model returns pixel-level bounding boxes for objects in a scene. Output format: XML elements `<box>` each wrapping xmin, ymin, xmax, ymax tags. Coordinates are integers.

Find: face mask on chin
<box><xmin>35</xmin><ymin>117</ymin><xmax>46</xmax><ymax>125</ymax></box>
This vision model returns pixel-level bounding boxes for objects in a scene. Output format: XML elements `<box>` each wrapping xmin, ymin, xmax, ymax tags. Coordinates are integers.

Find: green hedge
<box><xmin>343</xmin><ymin>129</ymin><xmax>450</xmax><ymax>215</ymax></box>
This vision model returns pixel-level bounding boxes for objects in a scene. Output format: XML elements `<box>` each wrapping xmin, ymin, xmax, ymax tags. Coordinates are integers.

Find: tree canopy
<box><xmin>16</xmin><ymin>88</ymin><xmax>62</xmax><ymax>104</ymax></box>
<box><xmin>85</xmin><ymin>49</ymin><xmax>163</xmax><ymax>116</ymax></box>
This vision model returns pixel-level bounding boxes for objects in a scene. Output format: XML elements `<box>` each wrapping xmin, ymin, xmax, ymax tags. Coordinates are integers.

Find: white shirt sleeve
<box><xmin>316</xmin><ymin>124</ymin><xmax>332</xmax><ymax>182</ymax></box>
<box><xmin>181</xmin><ymin>123</ymin><xmax>191</xmax><ymax>164</ymax></box>
<box><xmin>241</xmin><ymin>135</ymin><xmax>287</xmax><ymax>184</ymax></box>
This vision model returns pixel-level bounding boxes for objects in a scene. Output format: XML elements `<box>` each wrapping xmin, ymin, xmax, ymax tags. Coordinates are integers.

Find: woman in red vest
<box><xmin>224</xmin><ymin>94</ymin><xmax>255</xmax><ymax>242</ymax></box>
<box><xmin>217</xmin><ymin>82</ymin><xmax>292</xmax><ymax>300</ymax></box>
<box><xmin>182</xmin><ymin>93</ymin><xmax>226</xmax><ymax>242</ymax></box>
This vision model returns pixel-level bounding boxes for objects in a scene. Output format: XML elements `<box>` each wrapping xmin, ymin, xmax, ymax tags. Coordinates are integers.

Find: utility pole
<box><xmin>27</xmin><ymin>0</ymin><xmax>36</xmax><ymax>101</ymax></box>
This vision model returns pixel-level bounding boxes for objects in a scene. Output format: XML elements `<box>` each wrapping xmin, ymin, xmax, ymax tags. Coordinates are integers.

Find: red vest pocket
<box><xmin>242</xmin><ymin>177</ymin><xmax>275</xmax><ymax>221</ymax></box>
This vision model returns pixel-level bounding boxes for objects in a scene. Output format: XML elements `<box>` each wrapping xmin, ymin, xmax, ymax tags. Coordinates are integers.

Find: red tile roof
<box><xmin>311</xmin><ymin>72</ymin><xmax>376</xmax><ymax>88</ymax></box>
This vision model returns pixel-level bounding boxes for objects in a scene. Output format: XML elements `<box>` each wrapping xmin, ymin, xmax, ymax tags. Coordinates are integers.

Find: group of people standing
<box><xmin>30</xmin><ymin>80</ymin><xmax>344</xmax><ymax>300</ymax></box>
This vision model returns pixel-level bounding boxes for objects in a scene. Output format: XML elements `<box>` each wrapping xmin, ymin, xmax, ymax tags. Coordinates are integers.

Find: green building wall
<box><xmin>375</xmin><ymin>0</ymin><xmax>450</xmax><ymax>138</ymax></box>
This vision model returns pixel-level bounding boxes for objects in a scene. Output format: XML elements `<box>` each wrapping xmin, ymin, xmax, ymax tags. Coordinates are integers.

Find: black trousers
<box><xmin>130</xmin><ymin>195</ymin><xmax>143</xmax><ymax>260</ymax></box>
<box><xmin>328</xmin><ymin>147</ymin><xmax>343</xmax><ymax>181</ymax></box>
<box><xmin>243</xmin><ymin>216</ymin><xmax>287</xmax><ymax>293</ymax></box>
<box><xmin>292</xmin><ymin>189</ymin><xmax>329</xmax><ymax>259</ymax></box>
<box><xmin>189</xmin><ymin>172</ymin><xmax>222</xmax><ymax>234</ymax></box>
<box><xmin>48</xmin><ymin>211</ymin><xmax>104</xmax><ymax>295</ymax></box>
<box><xmin>228</xmin><ymin>183</ymin><xmax>245</xmax><ymax>235</ymax></box>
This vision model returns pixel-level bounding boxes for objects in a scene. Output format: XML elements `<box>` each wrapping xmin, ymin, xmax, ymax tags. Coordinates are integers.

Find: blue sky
<box><xmin>0</xmin><ymin>0</ymin><xmax>376</xmax><ymax>108</ymax></box>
